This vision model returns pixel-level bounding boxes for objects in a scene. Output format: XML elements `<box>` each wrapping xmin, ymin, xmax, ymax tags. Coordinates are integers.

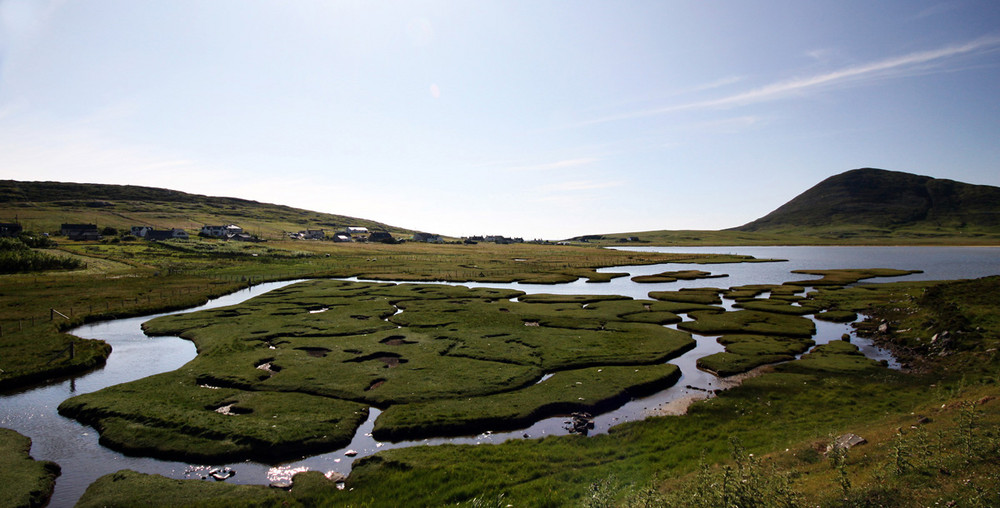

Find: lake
<box><xmin>2</xmin><ymin>246</ymin><xmax>997</xmax><ymax>506</ymax></box>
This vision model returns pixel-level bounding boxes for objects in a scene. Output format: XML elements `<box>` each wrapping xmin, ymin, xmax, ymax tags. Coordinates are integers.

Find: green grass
<box><xmin>59</xmin><ymin>280</ymin><xmax>694</xmax><ymax>462</ymax></box>
<box><xmin>696</xmin><ymin>334</ymin><xmax>816</xmax><ymax>376</ymax></box>
<box><xmin>0</xmin><ymin>273</ymin><xmax>244</xmax><ymax>390</ymax></box>
<box><xmin>2</xmin><ymin>238</ymin><xmax>753</xmax><ymax>392</ymax></box>
<box><xmin>679</xmin><ymin>309</ymin><xmax>816</xmax><ymax>337</ymax></box>
<box><xmin>374</xmin><ymin>364</ymin><xmax>680</xmax><ymax>440</ymax></box>
<box><xmin>631</xmin><ymin>270</ymin><xmax>727</xmax><ymax>283</ymax></box>
<box><xmin>785</xmin><ymin>267</ymin><xmax>922</xmax><ymax>287</ymax></box>
<box><xmin>64</xmin><ymin>275</ymin><xmax>1000</xmax><ymax>507</ymax></box>
<box><xmin>0</xmin><ymin>428</ymin><xmax>60</xmax><ymax>508</ymax></box>
<box><xmin>648</xmin><ymin>287</ymin><xmax>724</xmax><ymax>305</ymax></box>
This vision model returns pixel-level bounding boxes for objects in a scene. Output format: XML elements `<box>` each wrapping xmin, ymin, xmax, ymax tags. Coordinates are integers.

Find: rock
<box><xmin>877</xmin><ymin>323</ymin><xmax>889</xmax><ymax>333</ymax></box>
<box><xmin>269</xmin><ymin>480</ymin><xmax>293</xmax><ymax>490</ymax></box>
<box><xmin>826</xmin><ymin>433</ymin><xmax>867</xmax><ymax>454</ymax></box>
<box><xmin>344</xmin><ymin>450</ymin><xmax>358</xmax><ymax>457</ymax></box>
<box><xmin>326</xmin><ymin>471</ymin><xmax>347</xmax><ymax>482</ymax></box>
<box><xmin>841</xmin><ymin>333</ymin><xmax>851</xmax><ymax>341</ymax></box>
<box><xmin>566</xmin><ymin>412</ymin><xmax>595</xmax><ymax>435</ymax></box>
<box><xmin>208</xmin><ymin>467</ymin><xmax>235</xmax><ymax>481</ymax></box>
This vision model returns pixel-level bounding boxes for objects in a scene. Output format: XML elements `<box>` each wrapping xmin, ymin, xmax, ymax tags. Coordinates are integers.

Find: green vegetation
<box><xmin>648</xmin><ymin>287</ymin><xmax>724</xmax><ymax>306</ymax></box>
<box><xmin>0</xmin><ymin>428</ymin><xmax>60</xmax><ymax>508</ymax></box>
<box><xmin>58</xmin><ymin>280</ymin><xmax>694</xmax><ymax>461</ymax></box>
<box><xmin>631</xmin><ymin>269</ymin><xmax>727</xmax><ymax>283</ymax></box>
<box><xmin>0</xmin><ymin>327</ymin><xmax>111</xmax><ymax>390</ymax></box>
<box><xmin>0</xmin><ymin>180</ymin><xmax>411</xmax><ymax>239</ymax></box>
<box><xmin>375</xmin><ymin>364</ymin><xmax>680</xmax><ymax>440</ymax></box>
<box><xmin>696</xmin><ymin>334</ymin><xmax>815</xmax><ymax>376</ymax></box>
<box><xmin>0</xmin><ymin>274</ymin><xmax>244</xmax><ymax>390</ymax></box>
<box><xmin>75</xmin><ymin>469</ymin><xmax>306</xmax><ymax>508</ymax></box>
<box><xmin>4</xmin><ymin>178</ymin><xmax>1000</xmax><ymax>506</ymax></box>
<box><xmin>0</xmin><ymin>237</ymin><xmax>753</xmax><ymax>392</ymax></box>
<box><xmin>51</xmin><ymin>274</ymin><xmax>1000</xmax><ymax>507</ymax></box>
<box><xmin>785</xmin><ymin>268</ymin><xmax>921</xmax><ymax>287</ymax></box>
<box><xmin>679</xmin><ymin>309</ymin><xmax>816</xmax><ymax>337</ymax></box>
<box><xmin>0</xmin><ymin>237</ymin><xmax>84</xmax><ymax>273</ymax></box>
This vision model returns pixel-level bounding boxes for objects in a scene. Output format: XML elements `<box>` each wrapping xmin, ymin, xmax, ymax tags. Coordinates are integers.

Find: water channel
<box><xmin>2</xmin><ymin>246</ymin><xmax>998</xmax><ymax>506</ymax></box>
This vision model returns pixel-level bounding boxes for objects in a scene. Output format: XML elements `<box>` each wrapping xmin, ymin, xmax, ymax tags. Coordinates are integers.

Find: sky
<box><xmin>0</xmin><ymin>1</ymin><xmax>998</xmax><ymax>240</ymax></box>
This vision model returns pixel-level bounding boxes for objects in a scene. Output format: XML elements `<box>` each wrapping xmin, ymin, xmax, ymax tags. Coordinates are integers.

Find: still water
<box><xmin>2</xmin><ymin>246</ymin><xmax>997</xmax><ymax>506</ymax></box>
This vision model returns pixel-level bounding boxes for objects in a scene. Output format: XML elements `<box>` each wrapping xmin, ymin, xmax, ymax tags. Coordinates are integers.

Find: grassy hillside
<box><xmin>575</xmin><ymin>168</ymin><xmax>1000</xmax><ymax>245</ymax></box>
<box><xmin>732</xmin><ymin>168</ymin><xmax>1000</xmax><ymax>233</ymax></box>
<box><xmin>0</xmin><ymin>180</ymin><xmax>416</xmax><ymax>239</ymax></box>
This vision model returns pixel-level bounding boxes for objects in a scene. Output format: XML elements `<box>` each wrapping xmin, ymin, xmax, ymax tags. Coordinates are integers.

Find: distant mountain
<box><xmin>0</xmin><ymin>180</ymin><xmax>416</xmax><ymax>238</ymax></box>
<box><xmin>571</xmin><ymin>168</ymin><xmax>1000</xmax><ymax>245</ymax></box>
<box><xmin>730</xmin><ymin>168</ymin><xmax>1000</xmax><ymax>233</ymax></box>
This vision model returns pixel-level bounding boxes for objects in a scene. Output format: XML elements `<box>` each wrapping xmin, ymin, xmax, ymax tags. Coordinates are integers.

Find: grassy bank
<box><xmin>0</xmin><ymin>428</ymin><xmax>60</xmax><ymax>508</ymax></box>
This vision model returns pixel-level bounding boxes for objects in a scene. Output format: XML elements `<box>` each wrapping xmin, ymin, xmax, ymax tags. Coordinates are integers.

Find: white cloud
<box><xmin>582</xmin><ymin>36</ymin><xmax>1000</xmax><ymax>125</ymax></box>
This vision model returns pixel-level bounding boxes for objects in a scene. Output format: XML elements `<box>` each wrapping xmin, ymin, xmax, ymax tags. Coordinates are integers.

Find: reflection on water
<box><xmin>2</xmin><ymin>247</ymin><xmax>998</xmax><ymax>505</ymax></box>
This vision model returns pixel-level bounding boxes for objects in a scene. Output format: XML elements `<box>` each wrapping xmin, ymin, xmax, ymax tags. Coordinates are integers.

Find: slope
<box><xmin>0</xmin><ymin>180</ymin><xmax>416</xmax><ymax>239</ymax></box>
<box><xmin>731</xmin><ymin>167</ymin><xmax>1000</xmax><ymax>233</ymax></box>
<box><xmin>573</xmin><ymin>168</ymin><xmax>1000</xmax><ymax>245</ymax></box>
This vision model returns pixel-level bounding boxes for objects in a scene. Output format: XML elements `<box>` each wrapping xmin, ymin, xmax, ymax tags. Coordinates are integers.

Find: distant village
<box><xmin>1</xmin><ymin>222</ymin><xmax>537</xmax><ymax>245</ymax></box>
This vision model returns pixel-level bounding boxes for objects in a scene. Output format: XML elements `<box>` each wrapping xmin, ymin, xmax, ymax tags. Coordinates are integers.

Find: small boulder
<box><xmin>826</xmin><ymin>433</ymin><xmax>867</xmax><ymax>454</ymax></box>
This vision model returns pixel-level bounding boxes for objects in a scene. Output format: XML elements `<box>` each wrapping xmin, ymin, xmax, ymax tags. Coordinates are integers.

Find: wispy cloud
<box><xmin>504</xmin><ymin>157</ymin><xmax>598</xmax><ymax>172</ymax></box>
<box><xmin>542</xmin><ymin>179</ymin><xmax>625</xmax><ymax>193</ymax></box>
<box><xmin>582</xmin><ymin>36</ymin><xmax>1000</xmax><ymax>126</ymax></box>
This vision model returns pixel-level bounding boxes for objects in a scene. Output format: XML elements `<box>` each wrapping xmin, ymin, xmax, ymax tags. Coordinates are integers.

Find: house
<box><xmin>61</xmin><ymin>223</ymin><xmax>101</xmax><ymax>241</ymax></box>
<box><xmin>332</xmin><ymin>232</ymin><xmax>352</xmax><ymax>242</ymax></box>
<box><xmin>130</xmin><ymin>226</ymin><xmax>153</xmax><ymax>238</ymax></box>
<box><xmin>145</xmin><ymin>229</ymin><xmax>189</xmax><ymax>241</ymax></box>
<box><xmin>304</xmin><ymin>229</ymin><xmax>325</xmax><ymax>240</ymax></box>
<box><xmin>201</xmin><ymin>224</ymin><xmax>243</xmax><ymax>238</ymax></box>
<box><xmin>367</xmin><ymin>231</ymin><xmax>394</xmax><ymax>243</ymax></box>
<box><xmin>412</xmin><ymin>232</ymin><xmax>444</xmax><ymax>243</ymax></box>
<box><xmin>347</xmin><ymin>226</ymin><xmax>369</xmax><ymax>235</ymax></box>
<box><xmin>0</xmin><ymin>223</ymin><xmax>22</xmax><ymax>237</ymax></box>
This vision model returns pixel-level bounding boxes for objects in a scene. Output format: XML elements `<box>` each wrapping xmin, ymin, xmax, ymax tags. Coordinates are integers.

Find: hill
<box><xmin>575</xmin><ymin>168</ymin><xmax>1000</xmax><ymax>245</ymax></box>
<box><xmin>0</xmin><ymin>180</ymin><xmax>417</xmax><ymax>239</ymax></box>
<box><xmin>731</xmin><ymin>168</ymin><xmax>1000</xmax><ymax>233</ymax></box>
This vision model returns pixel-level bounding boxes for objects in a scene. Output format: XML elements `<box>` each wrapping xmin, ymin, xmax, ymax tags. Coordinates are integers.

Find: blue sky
<box><xmin>1</xmin><ymin>1</ymin><xmax>998</xmax><ymax>239</ymax></box>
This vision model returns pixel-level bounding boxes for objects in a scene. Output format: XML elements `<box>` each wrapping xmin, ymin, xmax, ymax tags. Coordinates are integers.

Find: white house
<box><xmin>201</xmin><ymin>224</ymin><xmax>243</xmax><ymax>237</ymax></box>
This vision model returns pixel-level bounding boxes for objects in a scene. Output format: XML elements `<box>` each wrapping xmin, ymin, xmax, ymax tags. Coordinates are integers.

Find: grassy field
<box><xmin>0</xmin><ymin>238</ymin><xmax>750</xmax><ymax>391</ymax></box>
<box><xmin>56</xmin><ymin>271</ymin><xmax>1000</xmax><ymax>507</ymax></box>
<box><xmin>3</xmin><ymin>223</ymin><xmax>999</xmax><ymax>506</ymax></box>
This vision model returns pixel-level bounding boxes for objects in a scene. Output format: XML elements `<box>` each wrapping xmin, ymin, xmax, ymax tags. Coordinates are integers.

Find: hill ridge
<box><xmin>729</xmin><ymin>167</ymin><xmax>1000</xmax><ymax>232</ymax></box>
<box><xmin>0</xmin><ymin>180</ymin><xmax>417</xmax><ymax>237</ymax></box>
